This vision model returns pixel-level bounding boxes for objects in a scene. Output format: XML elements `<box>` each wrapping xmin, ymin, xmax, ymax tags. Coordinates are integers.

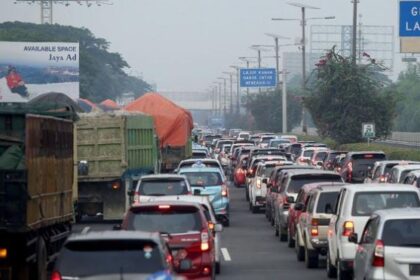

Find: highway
<box><xmin>73</xmin><ymin>183</ymin><xmax>328</xmax><ymax>280</ymax></box>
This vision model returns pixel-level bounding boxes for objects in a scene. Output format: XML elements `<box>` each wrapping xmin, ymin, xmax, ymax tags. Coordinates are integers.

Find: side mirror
<box><xmin>214</xmin><ymin>223</ymin><xmax>223</xmax><ymax>232</ymax></box>
<box><xmin>262</xmin><ymin>178</ymin><xmax>268</xmax><ymax>184</ymax></box>
<box><xmin>286</xmin><ymin>196</ymin><xmax>295</xmax><ymax>204</ymax></box>
<box><xmin>348</xmin><ymin>232</ymin><xmax>358</xmax><ymax>244</ymax></box>
<box><xmin>113</xmin><ymin>224</ymin><xmax>122</xmax><ymax>231</ymax></box>
<box><xmin>294</xmin><ymin>202</ymin><xmax>305</xmax><ymax>211</ymax></box>
<box><xmin>179</xmin><ymin>259</ymin><xmax>192</xmax><ymax>271</ymax></box>
<box><xmin>193</xmin><ymin>189</ymin><xmax>201</xmax><ymax>196</ymax></box>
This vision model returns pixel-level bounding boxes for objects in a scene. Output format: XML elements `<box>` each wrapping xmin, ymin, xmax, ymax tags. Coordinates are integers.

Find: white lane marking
<box><xmin>221</xmin><ymin>248</ymin><xmax>232</xmax><ymax>261</ymax></box>
<box><xmin>81</xmin><ymin>226</ymin><xmax>90</xmax><ymax>234</ymax></box>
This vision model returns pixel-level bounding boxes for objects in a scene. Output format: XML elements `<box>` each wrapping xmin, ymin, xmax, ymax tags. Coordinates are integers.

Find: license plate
<box><xmin>410</xmin><ymin>264</ymin><xmax>420</xmax><ymax>276</ymax></box>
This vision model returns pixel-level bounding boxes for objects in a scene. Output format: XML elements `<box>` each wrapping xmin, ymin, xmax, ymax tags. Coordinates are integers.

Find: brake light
<box><xmin>133</xmin><ymin>191</ymin><xmax>140</xmax><ymax>205</ymax></box>
<box><xmin>208</xmin><ymin>222</ymin><xmax>215</xmax><ymax>231</ymax></box>
<box><xmin>201</xmin><ymin>231</ymin><xmax>210</xmax><ymax>251</ymax></box>
<box><xmin>166</xmin><ymin>253</ymin><xmax>173</xmax><ymax>266</ymax></box>
<box><xmin>50</xmin><ymin>271</ymin><xmax>62</xmax><ymax>280</ymax></box>
<box><xmin>379</xmin><ymin>175</ymin><xmax>387</xmax><ymax>183</ymax></box>
<box><xmin>256</xmin><ymin>179</ymin><xmax>262</xmax><ymax>189</ymax></box>
<box><xmin>347</xmin><ymin>162</ymin><xmax>353</xmax><ymax>181</ymax></box>
<box><xmin>364</xmin><ymin>154</ymin><xmax>374</xmax><ymax>158</ymax></box>
<box><xmin>311</xmin><ymin>218</ymin><xmax>319</xmax><ymax>237</ymax></box>
<box><xmin>299</xmin><ymin>158</ymin><xmax>306</xmax><ymax>162</ymax></box>
<box><xmin>0</xmin><ymin>248</ymin><xmax>7</xmax><ymax>259</ymax></box>
<box><xmin>158</xmin><ymin>205</ymin><xmax>171</xmax><ymax>209</ymax></box>
<box><xmin>372</xmin><ymin>240</ymin><xmax>385</xmax><ymax>267</ymax></box>
<box><xmin>342</xmin><ymin>221</ymin><xmax>354</xmax><ymax>237</ymax></box>
<box><xmin>221</xmin><ymin>184</ymin><xmax>228</xmax><ymax>197</ymax></box>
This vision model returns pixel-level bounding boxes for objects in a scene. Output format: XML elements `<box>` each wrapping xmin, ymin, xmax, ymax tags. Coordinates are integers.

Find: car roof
<box><xmin>140</xmin><ymin>174</ymin><xmax>187</xmax><ymax>180</ymax></box>
<box><xmin>179</xmin><ymin>166</ymin><xmax>222</xmax><ymax>173</ymax></box>
<box><xmin>302</xmin><ymin>182</ymin><xmax>345</xmax><ymax>192</ymax></box>
<box><xmin>391</xmin><ymin>164</ymin><xmax>420</xmax><ymax>171</ymax></box>
<box><xmin>181</xmin><ymin>158</ymin><xmax>219</xmax><ymax>164</ymax></box>
<box><xmin>67</xmin><ymin>230</ymin><xmax>161</xmax><ymax>242</ymax></box>
<box><xmin>285</xmin><ymin>169</ymin><xmax>341</xmax><ymax>176</ymax></box>
<box><xmin>374</xmin><ymin>207</ymin><xmax>420</xmax><ymax>220</ymax></box>
<box><xmin>342</xmin><ymin>183</ymin><xmax>419</xmax><ymax>192</ymax></box>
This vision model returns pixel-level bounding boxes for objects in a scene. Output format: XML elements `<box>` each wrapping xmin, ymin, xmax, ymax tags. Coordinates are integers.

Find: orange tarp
<box><xmin>124</xmin><ymin>92</ymin><xmax>193</xmax><ymax>147</ymax></box>
<box><xmin>100</xmin><ymin>99</ymin><xmax>120</xmax><ymax>109</ymax></box>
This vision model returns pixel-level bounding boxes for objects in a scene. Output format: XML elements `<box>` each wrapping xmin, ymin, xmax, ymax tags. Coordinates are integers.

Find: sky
<box><xmin>0</xmin><ymin>0</ymin><xmax>404</xmax><ymax>92</ymax></box>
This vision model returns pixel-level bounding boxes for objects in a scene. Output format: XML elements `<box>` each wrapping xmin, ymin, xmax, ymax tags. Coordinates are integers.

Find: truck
<box><xmin>124</xmin><ymin>92</ymin><xmax>194</xmax><ymax>173</ymax></box>
<box><xmin>76</xmin><ymin>112</ymin><xmax>159</xmax><ymax>220</ymax></box>
<box><xmin>0</xmin><ymin>112</ymin><xmax>74</xmax><ymax>280</ymax></box>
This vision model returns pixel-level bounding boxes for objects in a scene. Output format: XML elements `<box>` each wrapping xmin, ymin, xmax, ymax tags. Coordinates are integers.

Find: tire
<box><xmin>274</xmin><ymin>220</ymin><xmax>279</xmax><ymax>236</ymax></box>
<box><xmin>295</xmin><ymin>233</ymin><xmax>304</xmax><ymax>262</ymax></box>
<box><xmin>287</xmin><ymin>228</ymin><xmax>295</xmax><ymax>248</ymax></box>
<box><xmin>245</xmin><ymin>188</ymin><xmax>249</xmax><ymax>201</ymax></box>
<box><xmin>326</xmin><ymin>250</ymin><xmax>337</xmax><ymax>278</ymax></box>
<box><xmin>223</xmin><ymin>219</ymin><xmax>230</xmax><ymax>227</ymax></box>
<box><xmin>35</xmin><ymin>238</ymin><xmax>48</xmax><ymax>280</ymax></box>
<box><xmin>304</xmin><ymin>246</ymin><xmax>319</xmax><ymax>268</ymax></box>
<box><xmin>279</xmin><ymin>227</ymin><xmax>287</xmax><ymax>242</ymax></box>
<box><xmin>337</xmin><ymin>259</ymin><xmax>352</xmax><ymax>280</ymax></box>
<box><xmin>216</xmin><ymin>262</ymin><xmax>221</xmax><ymax>274</ymax></box>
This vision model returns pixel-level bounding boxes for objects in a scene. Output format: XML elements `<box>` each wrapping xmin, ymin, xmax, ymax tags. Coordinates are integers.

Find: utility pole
<box><xmin>352</xmin><ymin>0</ymin><xmax>359</xmax><ymax>63</ymax></box>
<box><xmin>218</xmin><ymin>82</ymin><xmax>222</xmax><ymax>117</ymax></box>
<box><xmin>223</xmin><ymin>72</ymin><xmax>235</xmax><ymax>114</ymax></box>
<box><xmin>282</xmin><ymin>70</ymin><xmax>288</xmax><ymax>133</ymax></box>
<box><xmin>230</xmin><ymin>66</ymin><xmax>241</xmax><ymax>115</ymax></box>
<box><xmin>358</xmin><ymin>14</ymin><xmax>363</xmax><ymax>64</ymax></box>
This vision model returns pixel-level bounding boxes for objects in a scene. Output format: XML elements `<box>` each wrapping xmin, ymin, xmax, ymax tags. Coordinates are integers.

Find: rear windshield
<box><xmin>261</xmin><ymin>137</ymin><xmax>275</xmax><ymax>143</ymax></box>
<box><xmin>139</xmin><ymin>180</ymin><xmax>189</xmax><ymax>196</ymax></box>
<box><xmin>352</xmin><ymin>153</ymin><xmax>385</xmax><ymax>162</ymax></box>
<box><xmin>128</xmin><ymin>207</ymin><xmax>202</xmax><ymax>233</ymax></box>
<box><xmin>223</xmin><ymin>146</ymin><xmax>231</xmax><ymax>153</ymax></box>
<box><xmin>290</xmin><ymin>144</ymin><xmax>302</xmax><ymax>156</ymax></box>
<box><xmin>316</xmin><ymin>192</ymin><xmax>340</xmax><ymax>213</ymax></box>
<box><xmin>239</xmin><ymin>134</ymin><xmax>250</xmax><ymax>140</ymax></box>
<box><xmin>352</xmin><ymin>192</ymin><xmax>420</xmax><ymax>216</ymax></box>
<box><xmin>303</xmin><ymin>150</ymin><xmax>314</xmax><ymax>158</ymax></box>
<box><xmin>315</xmin><ymin>152</ymin><xmax>328</xmax><ymax>161</ymax></box>
<box><xmin>382</xmin><ymin>219</ymin><xmax>420</xmax><ymax>247</ymax></box>
<box><xmin>287</xmin><ymin>175</ymin><xmax>342</xmax><ymax>193</ymax></box>
<box><xmin>217</xmin><ymin>141</ymin><xmax>233</xmax><ymax>149</ymax></box>
<box><xmin>192</xmin><ymin>151</ymin><xmax>207</xmax><ymax>158</ymax></box>
<box><xmin>58</xmin><ymin>240</ymin><xmax>163</xmax><ymax>277</ymax></box>
<box><xmin>270</xmin><ymin>140</ymin><xmax>289</xmax><ymax>147</ymax></box>
<box><xmin>182</xmin><ymin>171</ymin><xmax>223</xmax><ymax>187</ymax></box>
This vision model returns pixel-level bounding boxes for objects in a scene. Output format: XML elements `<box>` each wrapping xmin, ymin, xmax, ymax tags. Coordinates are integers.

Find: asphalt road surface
<box><xmin>73</xmin><ymin>183</ymin><xmax>329</xmax><ymax>280</ymax></box>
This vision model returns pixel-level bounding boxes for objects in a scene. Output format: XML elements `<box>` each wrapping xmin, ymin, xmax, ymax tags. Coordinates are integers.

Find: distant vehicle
<box><xmin>364</xmin><ymin>160</ymin><xmax>420</xmax><ymax>183</ymax></box>
<box><xmin>52</xmin><ymin>231</ymin><xmax>174</xmax><ymax>280</ymax></box>
<box><xmin>387</xmin><ymin>164</ymin><xmax>420</xmax><ymax>184</ymax></box>
<box><xmin>323</xmin><ymin>151</ymin><xmax>348</xmax><ymax>170</ymax></box>
<box><xmin>121</xmin><ymin>201</ymin><xmax>216</xmax><ymax>279</ymax></box>
<box><xmin>233</xmin><ymin>154</ymin><xmax>249</xmax><ymax>188</ymax></box>
<box><xmin>191</xmin><ymin>149</ymin><xmax>209</xmax><ymax>159</ymax></box>
<box><xmin>280</xmin><ymin>135</ymin><xmax>298</xmax><ymax>144</ymax></box>
<box><xmin>309</xmin><ymin>149</ymin><xmax>330</xmax><ymax>168</ymax></box>
<box><xmin>237</xmin><ymin>131</ymin><xmax>251</xmax><ymax>141</ymax></box>
<box><xmin>268</xmin><ymin>138</ymin><xmax>291</xmax><ymax>149</ymax></box>
<box><xmin>176</xmin><ymin>158</ymin><xmax>223</xmax><ymax>174</ymax></box>
<box><xmin>258</xmin><ymin>135</ymin><xmax>277</xmax><ymax>148</ymax></box>
<box><xmin>327</xmin><ymin>184</ymin><xmax>420</xmax><ymax>279</ymax></box>
<box><xmin>339</xmin><ymin>151</ymin><xmax>387</xmax><ymax>183</ymax></box>
<box><xmin>352</xmin><ymin>208</ymin><xmax>420</xmax><ymax>280</ymax></box>
<box><xmin>403</xmin><ymin>170</ymin><xmax>420</xmax><ymax>187</ymax></box>
<box><xmin>179</xmin><ymin>166</ymin><xmax>230</xmax><ymax>226</ymax></box>
<box><xmin>296</xmin><ymin>147</ymin><xmax>329</xmax><ymax>166</ymax></box>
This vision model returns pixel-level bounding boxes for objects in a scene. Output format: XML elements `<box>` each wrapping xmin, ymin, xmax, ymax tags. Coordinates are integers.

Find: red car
<box><xmin>121</xmin><ymin>201</ymin><xmax>216</xmax><ymax>279</ymax></box>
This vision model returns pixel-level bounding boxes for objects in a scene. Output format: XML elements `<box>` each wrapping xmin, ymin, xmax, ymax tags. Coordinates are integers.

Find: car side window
<box><xmin>279</xmin><ymin>177</ymin><xmax>288</xmax><ymax>193</ymax></box>
<box><xmin>390</xmin><ymin>169</ymin><xmax>397</xmax><ymax>183</ymax></box>
<box><xmin>335</xmin><ymin>189</ymin><xmax>346</xmax><ymax>217</ymax></box>
<box><xmin>295</xmin><ymin>190</ymin><xmax>304</xmax><ymax>203</ymax></box>
<box><xmin>307</xmin><ymin>195</ymin><xmax>316</xmax><ymax>213</ymax></box>
<box><xmin>360</xmin><ymin>217</ymin><xmax>380</xmax><ymax>244</ymax></box>
<box><xmin>373</xmin><ymin>166</ymin><xmax>381</xmax><ymax>179</ymax></box>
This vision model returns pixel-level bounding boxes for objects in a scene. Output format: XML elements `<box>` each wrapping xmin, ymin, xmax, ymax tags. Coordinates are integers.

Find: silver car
<box><xmin>351</xmin><ymin>208</ymin><xmax>420</xmax><ymax>280</ymax></box>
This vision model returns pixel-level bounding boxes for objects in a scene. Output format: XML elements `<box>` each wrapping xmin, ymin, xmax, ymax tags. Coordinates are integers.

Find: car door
<box><xmin>354</xmin><ymin>217</ymin><xmax>380</xmax><ymax>280</ymax></box>
<box><xmin>300</xmin><ymin>193</ymin><xmax>313</xmax><ymax>244</ymax></box>
<box><xmin>329</xmin><ymin>188</ymin><xmax>347</xmax><ymax>264</ymax></box>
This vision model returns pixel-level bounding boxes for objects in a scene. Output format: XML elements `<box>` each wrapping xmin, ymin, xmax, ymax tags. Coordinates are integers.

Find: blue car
<box><xmin>178</xmin><ymin>164</ymin><xmax>230</xmax><ymax>226</ymax></box>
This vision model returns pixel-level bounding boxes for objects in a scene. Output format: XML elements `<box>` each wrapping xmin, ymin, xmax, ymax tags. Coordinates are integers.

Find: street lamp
<box><xmin>273</xmin><ymin>3</ymin><xmax>334</xmax><ymax>134</ymax></box>
<box><xmin>230</xmin><ymin>65</ymin><xmax>241</xmax><ymax>115</ymax></box>
<box><xmin>223</xmin><ymin>71</ymin><xmax>236</xmax><ymax>114</ymax></box>
<box><xmin>217</xmin><ymin>77</ymin><xmax>227</xmax><ymax>117</ymax></box>
<box><xmin>213</xmin><ymin>81</ymin><xmax>222</xmax><ymax>116</ymax></box>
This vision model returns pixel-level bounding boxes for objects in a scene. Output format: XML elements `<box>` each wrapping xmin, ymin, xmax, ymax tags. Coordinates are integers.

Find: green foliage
<box><xmin>339</xmin><ymin>143</ymin><xmax>420</xmax><ymax>161</ymax></box>
<box><xmin>0</xmin><ymin>22</ymin><xmax>151</xmax><ymax>102</ymax></box>
<box><xmin>246</xmin><ymin>89</ymin><xmax>302</xmax><ymax>133</ymax></box>
<box><xmin>304</xmin><ymin>49</ymin><xmax>396</xmax><ymax>144</ymax></box>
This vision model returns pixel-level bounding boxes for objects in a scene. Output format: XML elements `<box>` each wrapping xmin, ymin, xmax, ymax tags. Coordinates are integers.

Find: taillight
<box><xmin>342</xmin><ymin>221</ymin><xmax>354</xmax><ymax>237</ymax></box>
<box><xmin>311</xmin><ymin>218</ymin><xmax>319</xmax><ymax>237</ymax></box>
<box><xmin>133</xmin><ymin>191</ymin><xmax>140</xmax><ymax>204</ymax></box>
<box><xmin>379</xmin><ymin>175</ymin><xmax>387</xmax><ymax>183</ymax></box>
<box><xmin>372</xmin><ymin>240</ymin><xmax>385</xmax><ymax>267</ymax></box>
<box><xmin>256</xmin><ymin>179</ymin><xmax>261</xmax><ymax>189</ymax></box>
<box><xmin>50</xmin><ymin>271</ymin><xmax>62</xmax><ymax>280</ymax></box>
<box><xmin>237</xmin><ymin>168</ymin><xmax>244</xmax><ymax>175</ymax></box>
<box><xmin>201</xmin><ymin>231</ymin><xmax>210</xmax><ymax>251</ymax></box>
<box><xmin>208</xmin><ymin>221</ymin><xmax>215</xmax><ymax>231</ymax></box>
<box><xmin>0</xmin><ymin>248</ymin><xmax>7</xmax><ymax>259</ymax></box>
<box><xmin>221</xmin><ymin>184</ymin><xmax>228</xmax><ymax>197</ymax></box>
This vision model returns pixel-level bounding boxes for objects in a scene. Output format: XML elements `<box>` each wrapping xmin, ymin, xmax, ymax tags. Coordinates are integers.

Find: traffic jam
<box><xmin>49</xmin><ymin>127</ymin><xmax>420</xmax><ymax>280</ymax></box>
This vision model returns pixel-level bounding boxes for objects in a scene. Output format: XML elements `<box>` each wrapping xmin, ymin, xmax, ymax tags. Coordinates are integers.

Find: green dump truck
<box><xmin>76</xmin><ymin>112</ymin><xmax>158</xmax><ymax>220</ymax></box>
<box><xmin>0</xmin><ymin>112</ymin><xmax>74</xmax><ymax>280</ymax></box>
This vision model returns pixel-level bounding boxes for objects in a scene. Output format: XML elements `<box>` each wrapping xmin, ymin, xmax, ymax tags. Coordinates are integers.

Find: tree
<box><xmin>0</xmin><ymin>22</ymin><xmax>152</xmax><ymax>102</ymax></box>
<box><xmin>245</xmin><ymin>89</ymin><xmax>302</xmax><ymax>132</ymax></box>
<box><xmin>304</xmin><ymin>49</ymin><xmax>396</xmax><ymax>144</ymax></box>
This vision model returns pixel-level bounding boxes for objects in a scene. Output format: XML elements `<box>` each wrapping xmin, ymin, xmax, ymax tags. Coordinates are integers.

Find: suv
<box><xmin>133</xmin><ymin>174</ymin><xmax>191</xmax><ymax>204</ymax></box>
<box><xmin>121</xmin><ymin>201</ymin><xmax>216</xmax><ymax>280</ymax></box>
<box><xmin>326</xmin><ymin>184</ymin><xmax>420</xmax><ymax>279</ymax></box>
<box><xmin>364</xmin><ymin>160</ymin><xmax>419</xmax><ymax>183</ymax></box>
<box><xmin>296</xmin><ymin>147</ymin><xmax>329</xmax><ymax>166</ymax></box>
<box><xmin>352</xmin><ymin>208</ymin><xmax>420</xmax><ymax>280</ymax></box>
<box><xmin>388</xmin><ymin>164</ymin><xmax>420</xmax><ymax>183</ymax></box>
<box><xmin>294</xmin><ymin>184</ymin><xmax>343</xmax><ymax>268</ymax></box>
<box><xmin>323</xmin><ymin>151</ymin><xmax>348</xmax><ymax>171</ymax></box>
<box><xmin>274</xmin><ymin>170</ymin><xmax>343</xmax><ymax>241</ymax></box>
<box><xmin>339</xmin><ymin>151</ymin><xmax>386</xmax><ymax>183</ymax></box>
<box><xmin>52</xmin><ymin>231</ymin><xmax>174</xmax><ymax>280</ymax></box>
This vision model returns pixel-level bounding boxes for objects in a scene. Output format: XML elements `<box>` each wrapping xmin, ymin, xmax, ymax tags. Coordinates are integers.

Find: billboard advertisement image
<box><xmin>0</xmin><ymin>41</ymin><xmax>79</xmax><ymax>102</ymax></box>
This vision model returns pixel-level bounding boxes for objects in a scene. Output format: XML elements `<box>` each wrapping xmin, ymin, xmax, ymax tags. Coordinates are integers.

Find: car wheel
<box><xmin>279</xmin><ymin>227</ymin><xmax>287</xmax><ymax>242</ymax></box>
<box><xmin>337</xmin><ymin>259</ymin><xmax>352</xmax><ymax>280</ymax></box>
<box><xmin>245</xmin><ymin>189</ymin><xmax>249</xmax><ymax>201</ymax></box>
<box><xmin>215</xmin><ymin>262</ymin><xmax>221</xmax><ymax>274</ymax></box>
<box><xmin>270</xmin><ymin>213</ymin><xmax>275</xmax><ymax>226</ymax></box>
<box><xmin>287</xmin><ymin>228</ymin><xmax>295</xmax><ymax>248</ymax></box>
<box><xmin>223</xmin><ymin>219</ymin><xmax>230</xmax><ymax>227</ymax></box>
<box><xmin>295</xmin><ymin>232</ymin><xmax>304</xmax><ymax>262</ymax></box>
<box><xmin>326</xmin><ymin>250</ymin><xmax>337</xmax><ymax>278</ymax></box>
<box><xmin>304</xmin><ymin>245</ymin><xmax>319</xmax><ymax>268</ymax></box>
<box><xmin>274</xmin><ymin>220</ymin><xmax>279</xmax><ymax>236</ymax></box>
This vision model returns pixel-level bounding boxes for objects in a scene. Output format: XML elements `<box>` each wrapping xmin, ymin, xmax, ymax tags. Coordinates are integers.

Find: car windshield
<box><xmin>288</xmin><ymin>176</ymin><xmax>342</xmax><ymax>193</ymax></box>
<box><xmin>352</xmin><ymin>192</ymin><xmax>420</xmax><ymax>216</ymax></box>
<box><xmin>382</xmin><ymin>219</ymin><xmax>420</xmax><ymax>247</ymax></box>
<box><xmin>139</xmin><ymin>180</ymin><xmax>188</xmax><ymax>196</ymax></box>
<box><xmin>127</xmin><ymin>207</ymin><xmax>202</xmax><ymax>233</ymax></box>
<box><xmin>57</xmin><ymin>240</ymin><xmax>163</xmax><ymax>277</ymax></box>
<box><xmin>182</xmin><ymin>171</ymin><xmax>223</xmax><ymax>187</ymax></box>
<box><xmin>316</xmin><ymin>192</ymin><xmax>340</xmax><ymax>213</ymax></box>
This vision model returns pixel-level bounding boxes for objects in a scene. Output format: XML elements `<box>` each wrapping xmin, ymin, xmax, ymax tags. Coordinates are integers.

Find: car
<box><xmin>121</xmin><ymin>201</ymin><xmax>217</xmax><ymax>280</ymax></box>
<box><xmin>237</xmin><ymin>131</ymin><xmax>251</xmax><ymax>141</ymax></box>
<box><xmin>141</xmin><ymin>195</ymin><xmax>223</xmax><ymax>274</ymax></box>
<box><xmin>352</xmin><ymin>208</ymin><xmax>420</xmax><ymax>280</ymax></box>
<box><xmin>293</xmin><ymin>184</ymin><xmax>343</xmax><ymax>268</ymax></box>
<box><xmin>175</xmin><ymin>158</ymin><xmax>224</xmax><ymax>175</ymax></box>
<box><xmin>133</xmin><ymin>174</ymin><xmax>192</xmax><ymax>204</ymax></box>
<box><xmin>178</xmin><ymin>166</ymin><xmax>230</xmax><ymax>226</ymax></box>
<box><xmin>323</xmin><ymin>151</ymin><xmax>348</xmax><ymax>170</ymax></box>
<box><xmin>191</xmin><ymin>149</ymin><xmax>209</xmax><ymax>159</ymax></box>
<box><xmin>273</xmin><ymin>169</ymin><xmax>343</xmax><ymax>241</ymax></box>
<box><xmin>339</xmin><ymin>151</ymin><xmax>386</xmax><ymax>183</ymax></box>
<box><xmin>403</xmin><ymin>169</ymin><xmax>420</xmax><ymax>187</ymax></box>
<box><xmin>268</xmin><ymin>138</ymin><xmax>291</xmax><ymax>149</ymax></box>
<box><xmin>51</xmin><ymin>231</ymin><xmax>175</xmax><ymax>280</ymax></box>
<box><xmin>233</xmin><ymin>154</ymin><xmax>249</xmax><ymax>188</ymax></box>
<box><xmin>200</xmin><ymin>134</ymin><xmax>222</xmax><ymax>148</ymax></box>
<box><xmin>309</xmin><ymin>149</ymin><xmax>330</xmax><ymax>168</ymax></box>
<box><xmin>296</xmin><ymin>147</ymin><xmax>329</xmax><ymax>166</ymax></box>
<box><xmin>213</xmin><ymin>139</ymin><xmax>235</xmax><ymax>157</ymax></box>
<box><xmin>326</xmin><ymin>184</ymin><xmax>420</xmax><ymax>280</ymax></box>
<box><xmin>387</xmin><ymin>164</ymin><xmax>420</xmax><ymax>184</ymax></box>
<box><xmin>364</xmin><ymin>160</ymin><xmax>420</xmax><ymax>183</ymax></box>
<box><xmin>258</xmin><ymin>135</ymin><xmax>277</xmax><ymax>148</ymax></box>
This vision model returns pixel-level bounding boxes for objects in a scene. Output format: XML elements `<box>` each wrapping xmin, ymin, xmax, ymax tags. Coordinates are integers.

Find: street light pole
<box><xmin>282</xmin><ymin>70</ymin><xmax>288</xmax><ymax>133</ymax></box>
<box><xmin>223</xmin><ymin>72</ymin><xmax>235</xmax><ymax>114</ymax></box>
<box><xmin>301</xmin><ymin>6</ymin><xmax>308</xmax><ymax>134</ymax></box>
<box><xmin>352</xmin><ymin>0</ymin><xmax>358</xmax><ymax>63</ymax></box>
<box><xmin>230</xmin><ymin>65</ymin><xmax>241</xmax><ymax>115</ymax></box>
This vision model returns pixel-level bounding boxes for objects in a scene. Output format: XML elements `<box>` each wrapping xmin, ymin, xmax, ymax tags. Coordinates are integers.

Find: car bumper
<box><xmin>309</xmin><ymin>238</ymin><xmax>329</xmax><ymax>255</ymax></box>
<box><xmin>339</xmin><ymin>258</ymin><xmax>354</xmax><ymax>272</ymax></box>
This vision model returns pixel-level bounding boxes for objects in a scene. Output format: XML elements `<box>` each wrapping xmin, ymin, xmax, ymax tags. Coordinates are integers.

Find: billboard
<box><xmin>240</xmin><ymin>68</ymin><xmax>277</xmax><ymax>88</ymax></box>
<box><xmin>0</xmin><ymin>41</ymin><xmax>79</xmax><ymax>102</ymax></box>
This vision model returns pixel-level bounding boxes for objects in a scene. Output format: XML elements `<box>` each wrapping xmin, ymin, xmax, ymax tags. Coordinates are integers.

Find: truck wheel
<box><xmin>36</xmin><ymin>238</ymin><xmax>48</xmax><ymax>280</ymax></box>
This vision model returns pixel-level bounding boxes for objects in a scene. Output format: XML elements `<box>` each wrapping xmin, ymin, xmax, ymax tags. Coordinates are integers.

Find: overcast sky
<box><xmin>0</xmin><ymin>0</ymin><xmax>403</xmax><ymax>91</ymax></box>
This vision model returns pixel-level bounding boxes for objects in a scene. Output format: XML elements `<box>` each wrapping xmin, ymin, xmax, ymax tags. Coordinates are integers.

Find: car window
<box><xmin>303</xmin><ymin>150</ymin><xmax>314</xmax><ymax>158</ymax></box>
<box><xmin>287</xmin><ymin>176</ymin><xmax>342</xmax><ymax>194</ymax></box>
<box><xmin>335</xmin><ymin>188</ymin><xmax>347</xmax><ymax>217</ymax></box>
<box><xmin>263</xmin><ymin>166</ymin><xmax>275</xmax><ymax>177</ymax></box>
<box><xmin>314</xmin><ymin>152</ymin><xmax>328</xmax><ymax>161</ymax></box>
<box><xmin>295</xmin><ymin>189</ymin><xmax>305</xmax><ymax>203</ymax></box>
<box><xmin>373</xmin><ymin>165</ymin><xmax>382</xmax><ymax>179</ymax></box>
<box><xmin>182</xmin><ymin>171</ymin><xmax>223</xmax><ymax>187</ymax></box>
<box><xmin>360</xmin><ymin>217</ymin><xmax>380</xmax><ymax>244</ymax></box>
<box><xmin>316</xmin><ymin>191</ymin><xmax>340</xmax><ymax>214</ymax></box>
<box><xmin>307</xmin><ymin>195</ymin><xmax>316</xmax><ymax>213</ymax></box>
<box><xmin>139</xmin><ymin>180</ymin><xmax>189</xmax><ymax>196</ymax></box>
<box><xmin>352</xmin><ymin>192</ymin><xmax>420</xmax><ymax>216</ymax></box>
<box><xmin>57</xmin><ymin>240</ymin><xmax>164</xmax><ymax>277</ymax></box>
<box><xmin>382</xmin><ymin>219</ymin><xmax>420</xmax><ymax>247</ymax></box>
<box><xmin>127</xmin><ymin>206</ymin><xmax>202</xmax><ymax>233</ymax></box>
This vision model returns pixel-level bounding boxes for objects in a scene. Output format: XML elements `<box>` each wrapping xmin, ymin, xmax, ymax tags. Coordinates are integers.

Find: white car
<box><xmin>295</xmin><ymin>147</ymin><xmax>329</xmax><ymax>166</ymax></box>
<box><xmin>352</xmin><ymin>208</ymin><xmax>420</xmax><ymax>280</ymax></box>
<box><xmin>140</xmin><ymin>195</ymin><xmax>224</xmax><ymax>274</ymax></box>
<box><xmin>387</xmin><ymin>164</ymin><xmax>420</xmax><ymax>184</ymax></box>
<box><xmin>326</xmin><ymin>184</ymin><xmax>420</xmax><ymax>280</ymax></box>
